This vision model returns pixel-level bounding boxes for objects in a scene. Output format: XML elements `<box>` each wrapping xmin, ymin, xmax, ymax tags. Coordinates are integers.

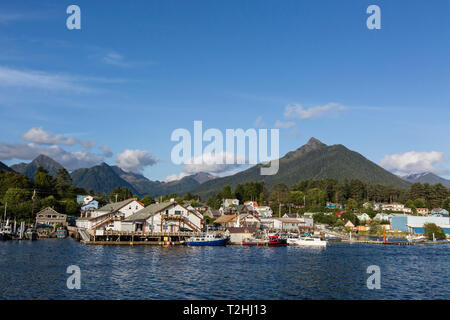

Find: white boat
<box><xmin>287</xmin><ymin>235</ymin><xmax>327</xmax><ymax>247</ymax></box>
<box><xmin>406</xmin><ymin>234</ymin><xmax>427</xmax><ymax>243</ymax></box>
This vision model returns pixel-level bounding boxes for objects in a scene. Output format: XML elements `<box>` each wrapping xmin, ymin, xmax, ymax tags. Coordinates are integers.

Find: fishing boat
<box><xmin>242</xmin><ymin>234</ymin><xmax>287</xmax><ymax>247</ymax></box>
<box><xmin>56</xmin><ymin>228</ymin><xmax>68</xmax><ymax>239</ymax></box>
<box><xmin>287</xmin><ymin>235</ymin><xmax>327</xmax><ymax>247</ymax></box>
<box><xmin>186</xmin><ymin>233</ymin><xmax>229</xmax><ymax>246</ymax></box>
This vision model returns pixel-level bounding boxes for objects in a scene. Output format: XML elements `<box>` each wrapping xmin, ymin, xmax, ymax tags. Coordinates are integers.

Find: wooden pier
<box><xmin>83</xmin><ymin>230</ymin><xmax>205</xmax><ymax>245</ymax></box>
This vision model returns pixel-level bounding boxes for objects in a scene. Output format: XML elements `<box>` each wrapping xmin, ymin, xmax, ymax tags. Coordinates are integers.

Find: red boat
<box><xmin>242</xmin><ymin>234</ymin><xmax>287</xmax><ymax>247</ymax></box>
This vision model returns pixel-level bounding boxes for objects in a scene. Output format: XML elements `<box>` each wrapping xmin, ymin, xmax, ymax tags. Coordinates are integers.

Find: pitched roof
<box><xmin>214</xmin><ymin>214</ymin><xmax>238</xmax><ymax>224</ymax></box>
<box><xmin>97</xmin><ymin>198</ymin><xmax>140</xmax><ymax>212</ymax></box>
<box><xmin>36</xmin><ymin>207</ymin><xmax>64</xmax><ymax>216</ymax></box>
<box><xmin>125</xmin><ymin>202</ymin><xmax>174</xmax><ymax>221</ymax></box>
<box><xmin>226</xmin><ymin>227</ymin><xmax>257</xmax><ymax>234</ymax></box>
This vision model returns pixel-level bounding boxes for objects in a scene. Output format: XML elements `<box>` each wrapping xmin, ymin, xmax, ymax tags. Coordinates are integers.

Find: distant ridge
<box><xmin>71</xmin><ymin>162</ymin><xmax>139</xmax><ymax>195</ymax></box>
<box><xmin>401</xmin><ymin>172</ymin><xmax>450</xmax><ymax>188</ymax></box>
<box><xmin>0</xmin><ymin>161</ymin><xmax>13</xmax><ymax>172</ymax></box>
<box><xmin>190</xmin><ymin>137</ymin><xmax>411</xmax><ymax>199</ymax></box>
<box><xmin>10</xmin><ymin>154</ymin><xmax>64</xmax><ymax>179</ymax></box>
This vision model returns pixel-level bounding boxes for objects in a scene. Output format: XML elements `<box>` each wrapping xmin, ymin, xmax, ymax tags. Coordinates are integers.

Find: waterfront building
<box><xmin>391</xmin><ymin>215</ymin><xmax>450</xmax><ymax>234</ymax></box>
<box><xmin>225</xmin><ymin>227</ymin><xmax>258</xmax><ymax>244</ymax></box>
<box><xmin>124</xmin><ymin>201</ymin><xmax>203</xmax><ymax>232</ymax></box>
<box><xmin>36</xmin><ymin>207</ymin><xmax>67</xmax><ymax>227</ymax></box>
<box><xmin>214</xmin><ymin>213</ymin><xmax>261</xmax><ymax>229</ymax></box>
<box><xmin>76</xmin><ymin>198</ymin><xmax>144</xmax><ymax>230</ymax></box>
<box><xmin>259</xmin><ymin>217</ymin><xmax>313</xmax><ymax>231</ymax></box>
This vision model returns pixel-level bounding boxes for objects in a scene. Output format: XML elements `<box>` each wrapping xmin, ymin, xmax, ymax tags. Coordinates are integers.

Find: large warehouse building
<box><xmin>391</xmin><ymin>215</ymin><xmax>450</xmax><ymax>234</ymax></box>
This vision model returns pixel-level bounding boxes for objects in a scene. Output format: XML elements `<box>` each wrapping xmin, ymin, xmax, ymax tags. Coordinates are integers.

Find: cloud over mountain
<box><xmin>116</xmin><ymin>149</ymin><xmax>159</xmax><ymax>173</ymax></box>
<box><xmin>380</xmin><ymin>151</ymin><xmax>448</xmax><ymax>175</ymax></box>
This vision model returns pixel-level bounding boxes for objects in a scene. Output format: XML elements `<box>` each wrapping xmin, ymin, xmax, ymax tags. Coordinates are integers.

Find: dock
<box><xmin>342</xmin><ymin>240</ymin><xmax>449</xmax><ymax>245</ymax></box>
<box><xmin>82</xmin><ymin>230</ymin><xmax>206</xmax><ymax>245</ymax></box>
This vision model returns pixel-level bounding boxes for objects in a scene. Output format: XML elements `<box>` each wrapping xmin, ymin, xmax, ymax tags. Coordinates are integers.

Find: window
<box><xmin>175</xmin><ymin>210</ymin><xmax>182</xmax><ymax>215</ymax></box>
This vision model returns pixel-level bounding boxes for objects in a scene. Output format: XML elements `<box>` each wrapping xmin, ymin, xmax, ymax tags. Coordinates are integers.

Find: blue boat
<box><xmin>187</xmin><ymin>233</ymin><xmax>229</xmax><ymax>246</ymax></box>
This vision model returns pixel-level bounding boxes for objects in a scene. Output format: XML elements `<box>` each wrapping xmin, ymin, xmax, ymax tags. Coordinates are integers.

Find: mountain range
<box><xmin>189</xmin><ymin>137</ymin><xmax>412</xmax><ymax>199</ymax></box>
<box><xmin>10</xmin><ymin>154</ymin><xmax>64</xmax><ymax>179</ymax></box>
<box><xmin>3</xmin><ymin>137</ymin><xmax>450</xmax><ymax>199</ymax></box>
<box><xmin>401</xmin><ymin>172</ymin><xmax>450</xmax><ymax>188</ymax></box>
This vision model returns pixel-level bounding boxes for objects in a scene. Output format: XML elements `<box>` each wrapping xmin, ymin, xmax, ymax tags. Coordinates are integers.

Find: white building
<box><xmin>124</xmin><ymin>201</ymin><xmax>203</xmax><ymax>232</ymax></box>
<box><xmin>260</xmin><ymin>217</ymin><xmax>313</xmax><ymax>231</ymax></box>
<box><xmin>76</xmin><ymin>198</ymin><xmax>145</xmax><ymax>230</ymax></box>
<box><xmin>254</xmin><ymin>206</ymin><xmax>273</xmax><ymax>218</ymax></box>
<box><xmin>356</xmin><ymin>213</ymin><xmax>371</xmax><ymax>222</ymax></box>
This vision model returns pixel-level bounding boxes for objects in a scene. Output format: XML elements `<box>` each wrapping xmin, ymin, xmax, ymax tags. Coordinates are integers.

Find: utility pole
<box><xmin>3</xmin><ymin>202</ymin><xmax>6</xmax><ymax>222</ymax></box>
<box><xmin>279</xmin><ymin>203</ymin><xmax>282</xmax><ymax>218</ymax></box>
<box><xmin>31</xmin><ymin>190</ymin><xmax>36</xmax><ymax>227</ymax></box>
<box><xmin>115</xmin><ymin>194</ymin><xmax>118</xmax><ymax>203</ymax></box>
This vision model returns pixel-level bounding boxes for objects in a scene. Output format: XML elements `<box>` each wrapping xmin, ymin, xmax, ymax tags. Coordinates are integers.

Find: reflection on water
<box><xmin>0</xmin><ymin>239</ymin><xmax>449</xmax><ymax>299</ymax></box>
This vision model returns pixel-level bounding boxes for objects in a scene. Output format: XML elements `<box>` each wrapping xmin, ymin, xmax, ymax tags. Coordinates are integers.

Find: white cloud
<box><xmin>80</xmin><ymin>140</ymin><xmax>97</xmax><ymax>149</ymax></box>
<box><xmin>284</xmin><ymin>103</ymin><xmax>346</xmax><ymax>119</ymax></box>
<box><xmin>183</xmin><ymin>152</ymin><xmax>247</xmax><ymax>175</ymax></box>
<box><xmin>0</xmin><ymin>66</ymin><xmax>90</xmax><ymax>92</ymax></box>
<box><xmin>163</xmin><ymin>172</ymin><xmax>191</xmax><ymax>182</ymax></box>
<box><xmin>274</xmin><ymin>120</ymin><xmax>296</xmax><ymax>129</ymax></box>
<box><xmin>379</xmin><ymin>151</ymin><xmax>448</xmax><ymax>175</ymax></box>
<box><xmin>22</xmin><ymin>127</ymin><xmax>77</xmax><ymax>146</ymax></box>
<box><xmin>103</xmin><ymin>52</ymin><xmax>129</xmax><ymax>67</ymax></box>
<box><xmin>0</xmin><ymin>66</ymin><xmax>126</xmax><ymax>92</ymax></box>
<box><xmin>116</xmin><ymin>149</ymin><xmax>159</xmax><ymax>173</ymax></box>
<box><xmin>22</xmin><ymin>127</ymin><xmax>98</xmax><ymax>151</ymax></box>
<box><xmin>101</xmin><ymin>145</ymin><xmax>113</xmax><ymax>158</ymax></box>
<box><xmin>0</xmin><ymin>142</ymin><xmax>103</xmax><ymax>170</ymax></box>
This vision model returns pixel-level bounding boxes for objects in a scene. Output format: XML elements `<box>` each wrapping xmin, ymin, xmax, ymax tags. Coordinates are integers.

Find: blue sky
<box><xmin>0</xmin><ymin>0</ymin><xmax>449</xmax><ymax>180</ymax></box>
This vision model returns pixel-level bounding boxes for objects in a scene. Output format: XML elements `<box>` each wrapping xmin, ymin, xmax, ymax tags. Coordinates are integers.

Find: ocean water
<box><xmin>0</xmin><ymin>239</ymin><xmax>449</xmax><ymax>300</ymax></box>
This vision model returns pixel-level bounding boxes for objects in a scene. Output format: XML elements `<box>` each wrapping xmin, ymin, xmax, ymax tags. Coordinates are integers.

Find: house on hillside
<box><xmin>326</xmin><ymin>202</ymin><xmax>343</xmax><ymax>210</ymax></box>
<box><xmin>76</xmin><ymin>198</ymin><xmax>144</xmax><ymax>230</ymax></box>
<box><xmin>356</xmin><ymin>213</ymin><xmax>371</xmax><ymax>223</ymax></box>
<box><xmin>416</xmin><ymin>208</ymin><xmax>430</xmax><ymax>216</ymax></box>
<box><xmin>254</xmin><ymin>206</ymin><xmax>273</xmax><ymax>218</ymax></box>
<box><xmin>81</xmin><ymin>200</ymin><xmax>99</xmax><ymax>213</ymax></box>
<box><xmin>124</xmin><ymin>201</ymin><xmax>203</xmax><ymax>232</ymax></box>
<box><xmin>36</xmin><ymin>207</ymin><xmax>67</xmax><ymax>227</ymax></box>
<box><xmin>431</xmin><ymin>208</ymin><xmax>449</xmax><ymax>216</ymax></box>
<box><xmin>345</xmin><ymin>220</ymin><xmax>355</xmax><ymax>229</ymax></box>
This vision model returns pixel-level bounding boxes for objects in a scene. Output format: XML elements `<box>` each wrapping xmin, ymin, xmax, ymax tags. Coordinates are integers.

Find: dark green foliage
<box><xmin>424</xmin><ymin>223</ymin><xmax>446</xmax><ymax>240</ymax></box>
<box><xmin>109</xmin><ymin>186</ymin><xmax>133</xmax><ymax>202</ymax></box>
<box><xmin>140</xmin><ymin>195</ymin><xmax>155</xmax><ymax>206</ymax></box>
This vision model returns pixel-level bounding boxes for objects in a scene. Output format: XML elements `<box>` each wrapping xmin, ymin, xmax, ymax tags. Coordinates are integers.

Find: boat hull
<box><xmin>242</xmin><ymin>239</ymin><xmax>287</xmax><ymax>247</ymax></box>
<box><xmin>187</xmin><ymin>238</ymin><xmax>229</xmax><ymax>246</ymax></box>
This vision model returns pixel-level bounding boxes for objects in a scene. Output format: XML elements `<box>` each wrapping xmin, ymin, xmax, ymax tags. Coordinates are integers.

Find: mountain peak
<box><xmin>306</xmin><ymin>137</ymin><xmax>326</xmax><ymax>148</ymax></box>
